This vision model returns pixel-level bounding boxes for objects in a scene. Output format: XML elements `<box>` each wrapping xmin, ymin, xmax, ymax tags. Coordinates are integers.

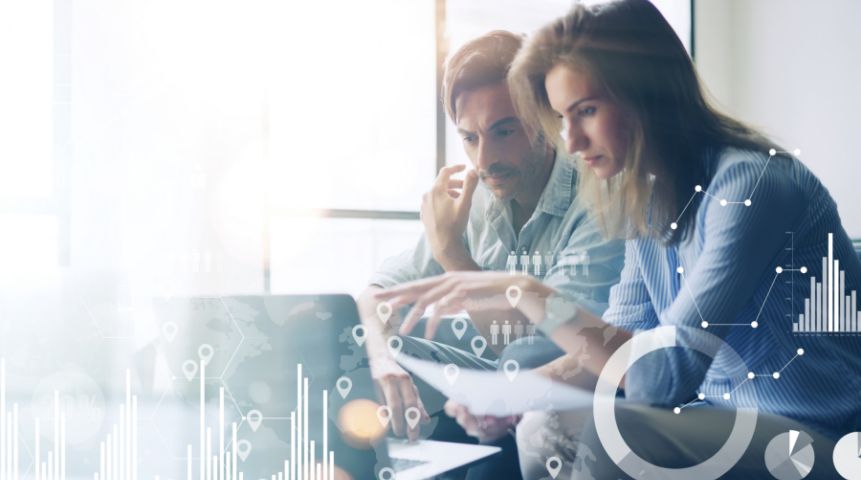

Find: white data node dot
<box><xmin>723</xmin><ymin>393</ymin><xmax>730</xmax><ymax>400</ymax></box>
<box><xmin>793</xmin><ymin>148</ymin><xmax>801</xmax><ymax>156</ymax></box>
<box><xmin>800</xmin><ymin>266</ymin><xmax>808</xmax><ymax>274</ymax></box>
<box><xmin>747</xmin><ymin>372</ymin><xmax>755</xmax><ymax>380</ymax></box>
<box><xmin>698</xmin><ymin>393</ymin><xmax>705</xmax><ymax>400</ymax></box>
<box><xmin>670</xmin><ymin>222</ymin><xmax>678</xmax><ymax>230</ymax></box>
<box><xmin>751</xmin><ymin>321</ymin><xmax>759</xmax><ymax>329</ymax></box>
<box><xmin>797</xmin><ymin>348</ymin><xmax>805</xmax><ymax>356</ymax></box>
<box><xmin>772</xmin><ymin>372</ymin><xmax>780</xmax><ymax>379</ymax></box>
<box><xmin>775</xmin><ymin>266</ymin><xmax>783</xmax><ymax>273</ymax></box>
<box><xmin>701</xmin><ymin>321</ymin><xmax>709</xmax><ymax>328</ymax></box>
<box><xmin>694</xmin><ymin>185</ymin><xmax>702</xmax><ymax>192</ymax></box>
<box><xmin>676</xmin><ymin>266</ymin><xmax>684</xmax><ymax>274</ymax></box>
<box><xmin>673</xmin><ymin>407</ymin><xmax>681</xmax><ymax>414</ymax></box>
<box><xmin>720</xmin><ymin>199</ymin><xmax>728</xmax><ymax>206</ymax></box>
<box><xmin>744</xmin><ymin>199</ymin><xmax>752</xmax><ymax>206</ymax></box>
<box><xmin>769</xmin><ymin>148</ymin><xmax>777</xmax><ymax>156</ymax></box>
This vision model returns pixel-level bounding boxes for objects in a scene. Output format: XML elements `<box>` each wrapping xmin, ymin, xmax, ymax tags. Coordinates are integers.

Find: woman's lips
<box><xmin>583</xmin><ymin>155</ymin><xmax>603</xmax><ymax>166</ymax></box>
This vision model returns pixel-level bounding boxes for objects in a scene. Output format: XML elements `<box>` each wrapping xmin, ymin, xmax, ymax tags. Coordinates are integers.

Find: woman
<box><xmin>377</xmin><ymin>1</ymin><xmax>861</xmax><ymax>478</ymax></box>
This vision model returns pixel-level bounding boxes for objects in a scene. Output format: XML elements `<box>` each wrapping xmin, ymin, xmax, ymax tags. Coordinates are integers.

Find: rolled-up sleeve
<box><xmin>368</xmin><ymin>235</ymin><xmax>445</xmax><ymax>288</ymax></box>
<box><xmin>603</xmin><ymin>241</ymin><xmax>660</xmax><ymax>332</ymax></box>
<box><xmin>543</xmin><ymin>212</ymin><xmax>625</xmax><ymax>316</ymax></box>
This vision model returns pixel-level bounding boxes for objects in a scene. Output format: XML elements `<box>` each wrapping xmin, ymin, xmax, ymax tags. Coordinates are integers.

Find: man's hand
<box><xmin>373</xmin><ymin>271</ymin><xmax>552</xmax><ymax>340</ymax></box>
<box><xmin>444</xmin><ymin>400</ymin><xmax>520</xmax><ymax>443</ymax></box>
<box><xmin>371</xmin><ymin>357</ymin><xmax>430</xmax><ymax>442</ymax></box>
<box><xmin>421</xmin><ymin>164</ymin><xmax>478</xmax><ymax>270</ymax></box>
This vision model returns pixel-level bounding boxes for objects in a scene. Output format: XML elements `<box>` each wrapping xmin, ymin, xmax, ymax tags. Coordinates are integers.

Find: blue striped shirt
<box><xmin>607</xmin><ymin>147</ymin><xmax>861</xmax><ymax>439</ymax></box>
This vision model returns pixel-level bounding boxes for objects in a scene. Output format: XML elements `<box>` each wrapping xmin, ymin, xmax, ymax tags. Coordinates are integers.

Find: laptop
<box><xmin>153</xmin><ymin>294</ymin><xmax>500</xmax><ymax>480</ymax></box>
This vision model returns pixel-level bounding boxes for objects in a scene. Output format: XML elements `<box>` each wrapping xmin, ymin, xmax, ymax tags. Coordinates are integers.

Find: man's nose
<box><xmin>475</xmin><ymin>139</ymin><xmax>495</xmax><ymax>170</ymax></box>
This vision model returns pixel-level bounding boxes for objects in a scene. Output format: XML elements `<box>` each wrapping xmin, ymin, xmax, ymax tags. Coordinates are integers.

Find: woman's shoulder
<box><xmin>706</xmin><ymin>146</ymin><xmax>807</xmax><ymax>201</ymax></box>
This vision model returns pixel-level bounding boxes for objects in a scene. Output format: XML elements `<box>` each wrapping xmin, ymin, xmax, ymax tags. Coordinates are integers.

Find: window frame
<box><xmin>260</xmin><ymin>0</ymin><xmax>696</xmax><ymax>292</ymax></box>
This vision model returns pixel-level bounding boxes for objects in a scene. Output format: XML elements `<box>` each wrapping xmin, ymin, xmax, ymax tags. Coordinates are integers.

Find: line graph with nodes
<box><xmin>670</xmin><ymin>148</ymin><xmax>802</xmax><ymax>231</ymax></box>
<box><xmin>668</xmin><ymin>177</ymin><xmax>810</xmax><ymax>414</ymax></box>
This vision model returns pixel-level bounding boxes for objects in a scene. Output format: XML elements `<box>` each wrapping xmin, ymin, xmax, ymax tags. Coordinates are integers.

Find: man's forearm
<box><xmin>434</xmin><ymin>245</ymin><xmax>480</xmax><ymax>273</ymax></box>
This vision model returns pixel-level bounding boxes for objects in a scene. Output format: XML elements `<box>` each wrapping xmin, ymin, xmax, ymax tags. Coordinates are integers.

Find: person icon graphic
<box><xmin>526</xmin><ymin>324</ymin><xmax>537</xmax><ymax>345</ymax></box>
<box><xmin>544</xmin><ymin>251</ymin><xmax>554</xmax><ymax>272</ymax></box>
<box><xmin>582</xmin><ymin>250</ymin><xmax>591</xmax><ymax>276</ymax></box>
<box><xmin>519</xmin><ymin>249</ymin><xmax>530</xmax><ymax>275</ymax></box>
<box><xmin>513</xmin><ymin>321</ymin><xmax>525</xmax><ymax>339</ymax></box>
<box><xmin>502</xmin><ymin>320</ymin><xmax>512</xmax><ymax>345</ymax></box>
<box><xmin>532</xmin><ymin>250</ymin><xmax>542</xmax><ymax>276</ymax></box>
<box><xmin>490</xmin><ymin>320</ymin><xmax>500</xmax><ymax>345</ymax></box>
<box><xmin>507</xmin><ymin>250</ymin><xmax>518</xmax><ymax>275</ymax></box>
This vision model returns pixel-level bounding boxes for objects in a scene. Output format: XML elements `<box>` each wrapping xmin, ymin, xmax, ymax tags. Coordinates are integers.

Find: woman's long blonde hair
<box><xmin>509</xmin><ymin>0</ymin><xmax>775</xmax><ymax>243</ymax></box>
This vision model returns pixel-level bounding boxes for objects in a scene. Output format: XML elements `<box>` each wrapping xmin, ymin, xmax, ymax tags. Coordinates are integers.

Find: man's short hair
<box><xmin>442</xmin><ymin>30</ymin><xmax>524</xmax><ymax>122</ymax></box>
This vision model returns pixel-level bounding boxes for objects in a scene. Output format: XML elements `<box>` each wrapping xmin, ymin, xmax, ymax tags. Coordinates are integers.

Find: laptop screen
<box><xmin>153</xmin><ymin>294</ymin><xmax>387</xmax><ymax>480</ymax></box>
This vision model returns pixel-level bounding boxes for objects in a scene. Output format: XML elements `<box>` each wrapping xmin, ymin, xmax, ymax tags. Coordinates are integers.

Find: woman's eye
<box><xmin>579</xmin><ymin>106</ymin><xmax>597</xmax><ymax>116</ymax></box>
<box><xmin>497</xmin><ymin>128</ymin><xmax>516</xmax><ymax>137</ymax></box>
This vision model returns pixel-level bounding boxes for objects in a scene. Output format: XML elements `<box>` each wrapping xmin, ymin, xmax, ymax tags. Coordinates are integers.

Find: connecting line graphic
<box><xmin>678</xmin><ymin>264</ymin><xmax>807</xmax><ymax>329</ymax></box>
<box><xmin>670</xmin><ymin>148</ymin><xmax>801</xmax><ymax>231</ymax></box>
<box><xmin>674</xmin><ymin>348</ymin><xmax>805</xmax><ymax>414</ymax></box>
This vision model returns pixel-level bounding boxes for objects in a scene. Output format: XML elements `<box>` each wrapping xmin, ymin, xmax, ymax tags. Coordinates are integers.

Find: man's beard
<box><xmin>479</xmin><ymin>144</ymin><xmax>547</xmax><ymax>200</ymax></box>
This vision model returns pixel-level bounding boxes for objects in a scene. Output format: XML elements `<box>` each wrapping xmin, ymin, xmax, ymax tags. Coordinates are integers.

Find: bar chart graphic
<box><xmin>0</xmin><ymin>357</ymin><xmax>333</xmax><ymax>480</ymax></box>
<box><xmin>794</xmin><ymin>233</ymin><xmax>861</xmax><ymax>333</ymax></box>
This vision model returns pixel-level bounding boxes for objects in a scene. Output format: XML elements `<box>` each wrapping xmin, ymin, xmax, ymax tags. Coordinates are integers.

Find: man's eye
<box><xmin>462</xmin><ymin>135</ymin><xmax>477</xmax><ymax>144</ymax></box>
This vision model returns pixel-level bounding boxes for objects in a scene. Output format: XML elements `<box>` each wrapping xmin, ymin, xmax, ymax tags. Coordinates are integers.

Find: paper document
<box><xmin>398</xmin><ymin>355</ymin><xmax>594</xmax><ymax>416</ymax></box>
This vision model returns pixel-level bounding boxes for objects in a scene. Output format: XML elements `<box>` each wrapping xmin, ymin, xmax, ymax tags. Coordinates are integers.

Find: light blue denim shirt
<box><xmin>369</xmin><ymin>151</ymin><xmax>625</xmax><ymax>315</ymax></box>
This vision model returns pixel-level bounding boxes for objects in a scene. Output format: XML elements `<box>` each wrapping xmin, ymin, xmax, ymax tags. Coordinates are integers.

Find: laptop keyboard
<box><xmin>391</xmin><ymin>456</ymin><xmax>430</xmax><ymax>472</ymax></box>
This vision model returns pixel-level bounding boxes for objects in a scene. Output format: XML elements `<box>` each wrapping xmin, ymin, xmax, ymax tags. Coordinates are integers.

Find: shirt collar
<box><xmin>482</xmin><ymin>149</ymin><xmax>577</xmax><ymax>223</ymax></box>
<box><xmin>535</xmin><ymin>149</ymin><xmax>576</xmax><ymax>217</ymax></box>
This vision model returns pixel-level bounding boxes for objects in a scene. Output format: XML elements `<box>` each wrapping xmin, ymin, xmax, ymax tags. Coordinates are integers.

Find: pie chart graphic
<box><xmin>834</xmin><ymin>432</ymin><xmax>861</xmax><ymax>479</ymax></box>
<box><xmin>764</xmin><ymin>430</ymin><xmax>815</xmax><ymax>479</ymax></box>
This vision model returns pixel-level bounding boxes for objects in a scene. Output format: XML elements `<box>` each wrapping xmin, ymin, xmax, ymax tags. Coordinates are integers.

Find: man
<box><xmin>355</xmin><ymin>31</ymin><xmax>624</xmax><ymax>478</ymax></box>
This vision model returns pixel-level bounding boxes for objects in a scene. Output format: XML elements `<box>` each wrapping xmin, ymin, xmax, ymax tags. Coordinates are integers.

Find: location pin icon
<box><xmin>336</xmin><ymin>376</ymin><xmax>352</xmax><ymax>399</ymax></box>
<box><xmin>451</xmin><ymin>318</ymin><xmax>468</xmax><ymax>340</ymax></box>
<box><xmin>405</xmin><ymin>407</ymin><xmax>421</xmax><ymax>430</ymax></box>
<box><xmin>246</xmin><ymin>410</ymin><xmax>262</xmax><ymax>432</ymax></box>
<box><xmin>470</xmin><ymin>336</ymin><xmax>487</xmax><ymax>357</ymax></box>
<box><xmin>236</xmin><ymin>439</ymin><xmax>252</xmax><ymax>462</ymax></box>
<box><xmin>546</xmin><ymin>456</ymin><xmax>562</xmax><ymax>479</ymax></box>
<box><xmin>376</xmin><ymin>405</ymin><xmax>392</xmax><ymax>428</ymax></box>
<box><xmin>162</xmin><ymin>322</ymin><xmax>178</xmax><ymax>342</ymax></box>
<box><xmin>376</xmin><ymin>302</ymin><xmax>393</xmax><ymax>324</ymax></box>
<box><xmin>505</xmin><ymin>285</ymin><xmax>523</xmax><ymax>308</ymax></box>
<box><xmin>503</xmin><ymin>359</ymin><xmax>520</xmax><ymax>382</ymax></box>
<box><xmin>378</xmin><ymin>467</ymin><xmax>396</xmax><ymax>480</ymax></box>
<box><xmin>443</xmin><ymin>364</ymin><xmax>460</xmax><ymax>386</ymax></box>
<box><xmin>387</xmin><ymin>336</ymin><xmax>403</xmax><ymax>359</ymax></box>
<box><xmin>198</xmin><ymin>344</ymin><xmax>214</xmax><ymax>366</ymax></box>
<box><xmin>351</xmin><ymin>325</ymin><xmax>366</xmax><ymax>346</ymax></box>
<box><xmin>182</xmin><ymin>360</ymin><xmax>198</xmax><ymax>381</ymax></box>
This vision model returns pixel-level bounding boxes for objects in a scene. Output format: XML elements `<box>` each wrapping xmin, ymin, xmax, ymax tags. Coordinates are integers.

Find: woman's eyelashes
<box><xmin>578</xmin><ymin>106</ymin><xmax>597</xmax><ymax>117</ymax></box>
<box><xmin>495</xmin><ymin>127</ymin><xmax>517</xmax><ymax>138</ymax></box>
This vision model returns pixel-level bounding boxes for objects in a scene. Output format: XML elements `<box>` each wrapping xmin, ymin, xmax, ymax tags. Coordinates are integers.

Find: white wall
<box><xmin>695</xmin><ymin>0</ymin><xmax>861</xmax><ymax>236</ymax></box>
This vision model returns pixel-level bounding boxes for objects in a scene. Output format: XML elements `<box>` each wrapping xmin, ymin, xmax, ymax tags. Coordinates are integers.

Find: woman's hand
<box><xmin>373</xmin><ymin>271</ymin><xmax>555</xmax><ymax>339</ymax></box>
<box><xmin>444</xmin><ymin>400</ymin><xmax>520</xmax><ymax>443</ymax></box>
